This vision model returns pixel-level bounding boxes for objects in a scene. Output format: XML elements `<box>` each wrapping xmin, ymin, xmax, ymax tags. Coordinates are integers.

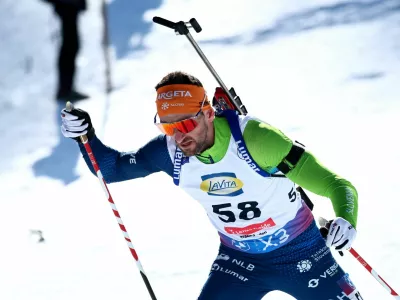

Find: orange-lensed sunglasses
<box><xmin>154</xmin><ymin>94</ymin><xmax>207</xmax><ymax>136</ymax></box>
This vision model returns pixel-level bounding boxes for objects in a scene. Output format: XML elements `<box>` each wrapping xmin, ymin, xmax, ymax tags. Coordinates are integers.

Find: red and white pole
<box><xmin>349</xmin><ymin>248</ymin><xmax>399</xmax><ymax>299</ymax></box>
<box><xmin>318</xmin><ymin>216</ymin><xmax>399</xmax><ymax>299</ymax></box>
<box><xmin>66</xmin><ymin>102</ymin><xmax>157</xmax><ymax>300</ymax></box>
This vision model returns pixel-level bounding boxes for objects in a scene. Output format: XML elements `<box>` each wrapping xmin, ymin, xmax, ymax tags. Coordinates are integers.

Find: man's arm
<box><xmin>78</xmin><ymin>134</ymin><xmax>174</xmax><ymax>183</ymax></box>
<box><xmin>285</xmin><ymin>151</ymin><xmax>358</xmax><ymax>228</ymax></box>
<box><xmin>243</xmin><ymin>119</ymin><xmax>358</xmax><ymax>228</ymax></box>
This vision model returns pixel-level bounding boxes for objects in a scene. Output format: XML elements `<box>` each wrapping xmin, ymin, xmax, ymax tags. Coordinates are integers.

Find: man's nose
<box><xmin>174</xmin><ymin>130</ymin><xmax>186</xmax><ymax>143</ymax></box>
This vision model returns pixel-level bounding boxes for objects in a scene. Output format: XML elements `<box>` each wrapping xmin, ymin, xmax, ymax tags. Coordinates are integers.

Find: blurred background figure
<box><xmin>43</xmin><ymin>0</ymin><xmax>89</xmax><ymax>102</ymax></box>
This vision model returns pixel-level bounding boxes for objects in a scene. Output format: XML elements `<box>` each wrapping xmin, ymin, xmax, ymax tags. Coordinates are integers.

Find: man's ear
<box><xmin>206</xmin><ymin>108</ymin><xmax>215</xmax><ymax>122</ymax></box>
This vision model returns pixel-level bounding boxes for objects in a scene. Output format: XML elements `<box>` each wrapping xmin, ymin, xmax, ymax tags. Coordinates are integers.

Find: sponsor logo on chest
<box><xmin>200</xmin><ymin>172</ymin><xmax>244</xmax><ymax>196</ymax></box>
<box><xmin>225</xmin><ymin>218</ymin><xmax>276</xmax><ymax>235</ymax></box>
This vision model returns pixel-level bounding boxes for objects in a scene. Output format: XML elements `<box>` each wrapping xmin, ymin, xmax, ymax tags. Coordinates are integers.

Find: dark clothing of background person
<box><xmin>44</xmin><ymin>0</ymin><xmax>89</xmax><ymax>101</ymax></box>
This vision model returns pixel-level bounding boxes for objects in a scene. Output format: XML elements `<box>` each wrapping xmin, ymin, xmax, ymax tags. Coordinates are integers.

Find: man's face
<box><xmin>161</xmin><ymin>112</ymin><xmax>210</xmax><ymax>156</ymax></box>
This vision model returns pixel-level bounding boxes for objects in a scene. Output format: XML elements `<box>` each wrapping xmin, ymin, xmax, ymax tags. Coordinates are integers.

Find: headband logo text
<box><xmin>158</xmin><ymin>90</ymin><xmax>192</xmax><ymax>100</ymax></box>
<box><xmin>161</xmin><ymin>102</ymin><xmax>184</xmax><ymax>110</ymax></box>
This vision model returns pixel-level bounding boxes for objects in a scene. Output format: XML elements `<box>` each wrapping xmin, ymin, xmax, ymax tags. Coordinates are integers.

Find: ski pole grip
<box><xmin>65</xmin><ymin>101</ymin><xmax>88</xmax><ymax>144</ymax></box>
<box><xmin>66</xmin><ymin>101</ymin><xmax>73</xmax><ymax>112</ymax></box>
<box><xmin>153</xmin><ymin>16</ymin><xmax>176</xmax><ymax>30</ymax></box>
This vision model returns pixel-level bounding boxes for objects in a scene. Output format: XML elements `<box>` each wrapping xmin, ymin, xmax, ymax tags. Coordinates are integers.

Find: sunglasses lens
<box><xmin>155</xmin><ymin>118</ymin><xmax>199</xmax><ymax>136</ymax></box>
<box><xmin>155</xmin><ymin>123</ymin><xmax>175</xmax><ymax>136</ymax></box>
<box><xmin>175</xmin><ymin>118</ymin><xmax>198</xmax><ymax>134</ymax></box>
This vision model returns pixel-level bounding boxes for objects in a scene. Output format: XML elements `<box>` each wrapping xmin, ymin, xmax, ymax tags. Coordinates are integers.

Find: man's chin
<box><xmin>178</xmin><ymin>145</ymin><xmax>197</xmax><ymax>157</ymax></box>
<box><xmin>181</xmin><ymin>149</ymin><xmax>196</xmax><ymax>157</ymax></box>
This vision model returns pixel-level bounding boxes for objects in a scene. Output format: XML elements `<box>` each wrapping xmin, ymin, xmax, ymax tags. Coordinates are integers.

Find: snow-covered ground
<box><xmin>0</xmin><ymin>0</ymin><xmax>399</xmax><ymax>299</ymax></box>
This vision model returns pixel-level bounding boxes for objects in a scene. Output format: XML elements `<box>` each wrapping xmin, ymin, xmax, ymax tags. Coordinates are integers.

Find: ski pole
<box><xmin>349</xmin><ymin>247</ymin><xmax>399</xmax><ymax>298</ymax></box>
<box><xmin>153</xmin><ymin>16</ymin><xmax>248</xmax><ymax>115</ymax></box>
<box><xmin>66</xmin><ymin>102</ymin><xmax>157</xmax><ymax>300</ymax></box>
<box><xmin>318</xmin><ymin>217</ymin><xmax>399</xmax><ymax>299</ymax></box>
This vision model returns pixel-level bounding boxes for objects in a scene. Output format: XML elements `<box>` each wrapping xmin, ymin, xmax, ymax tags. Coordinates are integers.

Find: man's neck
<box><xmin>196</xmin><ymin>117</ymin><xmax>231</xmax><ymax>164</ymax></box>
<box><xmin>206</xmin><ymin>122</ymin><xmax>216</xmax><ymax>150</ymax></box>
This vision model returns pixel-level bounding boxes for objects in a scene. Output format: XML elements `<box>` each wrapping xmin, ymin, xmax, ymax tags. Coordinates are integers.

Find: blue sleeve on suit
<box><xmin>78</xmin><ymin>134</ymin><xmax>173</xmax><ymax>183</ymax></box>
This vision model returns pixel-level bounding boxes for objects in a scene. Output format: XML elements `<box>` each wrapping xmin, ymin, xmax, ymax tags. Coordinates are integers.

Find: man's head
<box><xmin>154</xmin><ymin>71</ymin><xmax>215</xmax><ymax>156</ymax></box>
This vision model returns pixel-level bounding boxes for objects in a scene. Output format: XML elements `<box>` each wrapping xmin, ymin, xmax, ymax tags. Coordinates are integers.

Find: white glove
<box><xmin>61</xmin><ymin>108</ymin><xmax>94</xmax><ymax>141</ymax></box>
<box><xmin>325</xmin><ymin>217</ymin><xmax>357</xmax><ymax>251</ymax></box>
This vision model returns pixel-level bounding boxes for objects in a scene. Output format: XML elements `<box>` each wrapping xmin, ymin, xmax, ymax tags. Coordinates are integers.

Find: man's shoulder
<box><xmin>238</xmin><ymin>115</ymin><xmax>280</xmax><ymax>135</ymax></box>
<box><xmin>241</xmin><ymin>115</ymin><xmax>292</xmax><ymax>155</ymax></box>
<box><xmin>148</xmin><ymin>133</ymin><xmax>167</xmax><ymax>144</ymax></box>
<box><xmin>142</xmin><ymin>134</ymin><xmax>174</xmax><ymax>174</ymax></box>
<box><xmin>217</xmin><ymin>113</ymin><xmax>285</xmax><ymax>141</ymax></box>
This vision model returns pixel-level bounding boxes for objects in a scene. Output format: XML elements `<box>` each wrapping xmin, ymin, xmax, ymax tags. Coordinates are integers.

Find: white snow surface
<box><xmin>0</xmin><ymin>0</ymin><xmax>399</xmax><ymax>299</ymax></box>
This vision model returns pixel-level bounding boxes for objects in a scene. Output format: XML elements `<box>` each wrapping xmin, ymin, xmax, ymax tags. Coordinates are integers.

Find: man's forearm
<box><xmin>287</xmin><ymin>150</ymin><xmax>358</xmax><ymax>228</ymax></box>
<box><xmin>78</xmin><ymin>135</ymin><xmax>125</xmax><ymax>182</ymax></box>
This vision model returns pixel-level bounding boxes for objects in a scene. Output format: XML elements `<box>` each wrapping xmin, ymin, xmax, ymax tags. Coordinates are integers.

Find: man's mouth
<box><xmin>180</xmin><ymin>140</ymin><xmax>194</xmax><ymax>148</ymax></box>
